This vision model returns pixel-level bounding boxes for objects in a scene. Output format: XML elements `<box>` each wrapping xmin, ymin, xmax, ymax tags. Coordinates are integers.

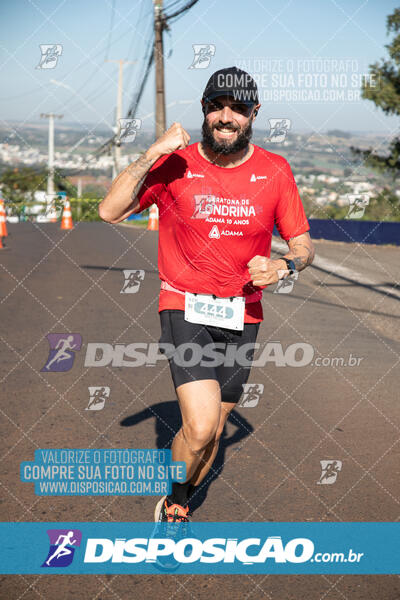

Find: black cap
<box><xmin>202</xmin><ymin>66</ymin><xmax>259</xmax><ymax>106</ymax></box>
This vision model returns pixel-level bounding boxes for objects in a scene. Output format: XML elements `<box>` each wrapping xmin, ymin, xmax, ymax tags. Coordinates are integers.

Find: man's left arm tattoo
<box><xmin>285</xmin><ymin>237</ymin><xmax>315</xmax><ymax>272</ymax></box>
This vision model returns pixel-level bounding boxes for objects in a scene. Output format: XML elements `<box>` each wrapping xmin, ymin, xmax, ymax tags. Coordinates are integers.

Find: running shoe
<box><xmin>152</xmin><ymin>497</ymin><xmax>191</xmax><ymax>571</ymax></box>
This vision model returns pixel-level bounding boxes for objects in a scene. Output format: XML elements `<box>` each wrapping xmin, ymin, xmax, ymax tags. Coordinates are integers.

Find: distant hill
<box><xmin>327</xmin><ymin>129</ymin><xmax>351</xmax><ymax>139</ymax></box>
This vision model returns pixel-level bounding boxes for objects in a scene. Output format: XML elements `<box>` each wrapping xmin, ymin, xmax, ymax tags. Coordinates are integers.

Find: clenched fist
<box><xmin>150</xmin><ymin>122</ymin><xmax>191</xmax><ymax>158</ymax></box>
<box><xmin>247</xmin><ymin>255</ymin><xmax>287</xmax><ymax>287</ymax></box>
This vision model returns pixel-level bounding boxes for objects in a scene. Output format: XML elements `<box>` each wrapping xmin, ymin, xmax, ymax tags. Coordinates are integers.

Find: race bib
<box><xmin>184</xmin><ymin>292</ymin><xmax>245</xmax><ymax>331</ymax></box>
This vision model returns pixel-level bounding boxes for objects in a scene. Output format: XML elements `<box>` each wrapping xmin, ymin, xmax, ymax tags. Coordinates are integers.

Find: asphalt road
<box><xmin>1</xmin><ymin>222</ymin><xmax>400</xmax><ymax>599</ymax></box>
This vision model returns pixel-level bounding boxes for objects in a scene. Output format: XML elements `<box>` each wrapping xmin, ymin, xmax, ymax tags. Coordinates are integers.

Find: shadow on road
<box><xmin>120</xmin><ymin>401</ymin><xmax>254</xmax><ymax>513</ymax></box>
<box><xmin>81</xmin><ymin>265</ymin><xmax>158</xmax><ymax>274</ymax></box>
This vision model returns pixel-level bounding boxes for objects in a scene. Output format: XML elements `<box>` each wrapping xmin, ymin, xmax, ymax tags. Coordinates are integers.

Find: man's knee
<box><xmin>183</xmin><ymin>421</ymin><xmax>219</xmax><ymax>452</ymax></box>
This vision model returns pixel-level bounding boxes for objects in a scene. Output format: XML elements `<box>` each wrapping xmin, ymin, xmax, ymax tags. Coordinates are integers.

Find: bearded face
<box><xmin>201</xmin><ymin>117</ymin><xmax>253</xmax><ymax>156</ymax></box>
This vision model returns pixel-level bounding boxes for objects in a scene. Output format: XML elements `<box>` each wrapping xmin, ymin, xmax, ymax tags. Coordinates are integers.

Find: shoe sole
<box><xmin>154</xmin><ymin>495</ymin><xmax>167</xmax><ymax>522</ymax></box>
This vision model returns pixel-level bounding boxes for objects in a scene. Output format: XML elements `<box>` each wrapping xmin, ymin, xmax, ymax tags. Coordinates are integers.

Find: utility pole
<box><xmin>153</xmin><ymin>0</ymin><xmax>166</xmax><ymax>139</ymax></box>
<box><xmin>40</xmin><ymin>113</ymin><xmax>63</xmax><ymax>199</ymax></box>
<box><xmin>106</xmin><ymin>59</ymin><xmax>136</xmax><ymax>176</ymax></box>
<box><xmin>146</xmin><ymin>0</ymin><xmax>168</xmax><ymax>231</ymax></box>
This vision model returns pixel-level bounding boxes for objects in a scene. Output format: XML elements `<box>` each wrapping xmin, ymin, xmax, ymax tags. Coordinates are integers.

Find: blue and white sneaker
<box><xmin>152</xmin><ymin>496</ymin><xmax>191</xmax><ymax>571</ymax></box>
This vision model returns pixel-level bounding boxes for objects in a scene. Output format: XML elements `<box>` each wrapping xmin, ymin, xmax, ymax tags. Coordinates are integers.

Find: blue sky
<box><xmin>0</xmin><ymin>0</ymin><xmax>399</xmax><ymax>135</ymax></box>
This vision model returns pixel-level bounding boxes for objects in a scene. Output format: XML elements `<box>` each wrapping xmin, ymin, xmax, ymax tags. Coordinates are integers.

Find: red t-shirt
<box><xmin>135</xmin><ymin>143</ymin><xmax>309</xmax><ymax>323</ymax></box>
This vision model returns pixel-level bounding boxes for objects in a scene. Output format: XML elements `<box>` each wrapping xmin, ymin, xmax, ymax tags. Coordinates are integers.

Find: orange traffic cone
<box><xmin>147</xmin><ymin>203</ymin><xmax>159</xmax><ymax>231</ymax></box>
<box><xmin>0</xmin><ymin>200</ymin><xmax>8</xmax><ymax>237</ymax></box>
<box><xmin>0</xmin><ymin>236</ymin><xmax>3</xmax><ymax>249</ymax></box>
<box><xmin>60</xmin><ymin>199</ymin><xmax>73</xmax><ymax>230</ymax></box>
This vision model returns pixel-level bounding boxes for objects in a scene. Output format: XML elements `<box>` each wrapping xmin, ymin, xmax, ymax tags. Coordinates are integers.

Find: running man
<box><xmin>45</xmin><ymin>531</ymin><xmax>77</xmax><ymax>566</ymax></box>
<box><xmin>121</xmin><ymin>270</ymin><xmax>144</xmax><ymax>293</ymax></box>
<box><xmin>45</xmin><ymin>335</ymin><xmax>77</xmax><ymax>371</ymax></box>
<box><xmin>37</xmin><ymin>45</ymin><xmax>60</xmax><ymax>69</ymax></box>
<box><xmin>87</xmin><ymin>386</ymin><xmax>108</xmax><ymax>410</ymax></box>
<box><xmin>99</xmin><ymin>66</ymin><xmax>315</xmax><ymax>526</ymax></box>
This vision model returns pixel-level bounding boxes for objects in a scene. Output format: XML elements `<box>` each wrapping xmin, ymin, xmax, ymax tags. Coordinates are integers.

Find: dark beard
<box><xmin>201</xmin><ymin>119</ymin><xmax>253</xmax><ymax>155</ymax></box>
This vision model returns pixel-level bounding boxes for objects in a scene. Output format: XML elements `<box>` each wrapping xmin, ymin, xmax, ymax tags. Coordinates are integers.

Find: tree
<box><xmin>0</xmin><ymin>167</ymin><xmax>47</xmax><ymax>203</ymax></box>
<box><xmin>0</xmin><ymin>167</ymin><xmax>48</xmax><ymax>217</ymax></box>
<box><xmin>362</xmin><ymin>188</ymin><xmax>399</xmax><ymax>221</ymax></box>
<box><xmin>0</xmin><ymin>167</ymin><xmax>77</xmax><ymax>218</ymax></box>
<box><xmin>54</xmin><ymin>171</ymin><xmax>77</xmax><ymax>197</ymax></box>
<box><xmin>352</xmin><ymin>9</ymin><xmax>400</xmax><ymax>175</ymax></box>
<box><xmin>82</xmin><ymin>183</ymin><xmax>108</xmax><ymax>199</ymax></box>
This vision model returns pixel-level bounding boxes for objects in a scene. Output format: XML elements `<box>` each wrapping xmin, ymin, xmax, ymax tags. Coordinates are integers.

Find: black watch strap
<box><xmin>282</xmin><ymin>257</ymin><xmax>296</xmax><ymax>274</ymax></box>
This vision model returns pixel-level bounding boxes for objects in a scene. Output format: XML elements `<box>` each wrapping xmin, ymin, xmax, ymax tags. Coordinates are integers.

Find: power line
<box><xmin>64</xmin><ymin>77</ymin><xmax>112</xmax><ymax>113</ymax></box>
<box><xmin>96</xmin><ymin>42</ymin><xmax>153</xmax><ymax>156</ymax></box>
<box><xmin>125</xmin><ymin>0</ymin><xmax>147</xmax><ymax>61</ymax></box>
<box><xmin>124</xmin><ymin>2</ymin><xmax>153</xmax><ymax>94</ymax></box>
<box><xmin>61</xmin><ymin>3</ymin><xmax>154</xmax><ymax>122</ymax></box>
<box><xmin>165</xmin><ymin>0</ymin><xmax>199</xmax><ymax>22</ymax></box>
<box><xmin>0</xmin><ymin>87</ymin><xmax>45</xmax><ymax>101</ymax></box>
<box><xmin>96</xmin><ymin>0</ymin><xmax>200</xmax><ymax>156</ymax></box>
<box><xmin>126</xmin><ymin>36</ymin><xmax>154</xmax><ymax>118</ymax></box>
<box><xmin>104</xmin><ymin>0</ymin><xmax>117</xmax><ymax>62</ymax></box>
<box><xmin>58</xmin><ymin>8</ymin><xmax>140</xmax><ymax>113</ymax></box>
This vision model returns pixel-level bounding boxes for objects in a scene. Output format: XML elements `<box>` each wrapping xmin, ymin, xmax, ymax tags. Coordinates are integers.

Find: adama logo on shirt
<box><xmin>208</xmin><ymin>225</ymin><xmax>220</xmax><ymax>239</ymax></box>
<box><xmin>250</xmin><ymin>174</ymin><xmax>267</xmax><ymax>182</ymax></box>
<box><xmin>187</xmin><ymin>170</ymin><xmax>204</xmax><ymax>178</ymax></box>
<box><xmin>208</xmin><ymin>226</ymin><xmax>243</xmax><ymax>238</ymax></box>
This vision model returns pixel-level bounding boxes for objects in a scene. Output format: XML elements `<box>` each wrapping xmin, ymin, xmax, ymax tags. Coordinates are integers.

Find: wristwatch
<box><xmin>281</xmin><ymin>257</ymin><xmax>296</xmax><ymax>275</ymax></box>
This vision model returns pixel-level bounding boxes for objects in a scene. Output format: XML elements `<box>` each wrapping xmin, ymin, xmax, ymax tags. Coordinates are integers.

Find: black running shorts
<box><xmin>158</xmin><ymin>309</ymin><xmax>260</xmax><ymax>403</ymax></box>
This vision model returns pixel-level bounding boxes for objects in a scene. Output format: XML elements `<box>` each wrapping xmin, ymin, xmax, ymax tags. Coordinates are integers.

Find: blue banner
<box><xmin>273</xmin><ymin>220</ymin><xmax>400</xmax><ymax>246</ymax></box>
<box><xmin>20</xmin><ymin>449</ymin><xmax>186</xmax><ymax>496</ymax></box>
<box><xmin>1</xmin><ymin>522</ymin><xmax>399</xmax><ymax>574</ymax></box>
<box><xmin>310</xmin><ymin>219</ymin><xmax>400</xmax><ymax>245</ymax></box>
